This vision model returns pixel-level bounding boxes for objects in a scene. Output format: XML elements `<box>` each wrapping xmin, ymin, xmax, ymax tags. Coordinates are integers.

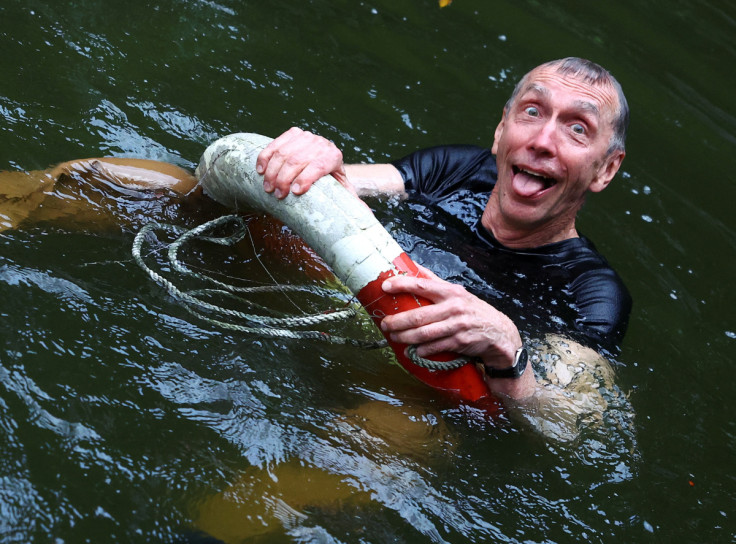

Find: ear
<box><xmin>589</xmin><ymin>150</ymin><xmax>625</xmax><ymax>193</ymax></box>
<box><xmin>491</xmin><ymin>109</ymin><xmax>508</xmax><ymax>155</ymax></box>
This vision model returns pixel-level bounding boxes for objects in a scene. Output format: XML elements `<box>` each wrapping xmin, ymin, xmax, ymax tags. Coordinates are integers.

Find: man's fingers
<box><xmin>259</xmin><ymin>129</ymin><xmax>303</xmax><ymax>192</ymax></box>
<box><xmin>410</xmin><ymin>337</ymin><xmax>459</xmax><ymax>358</ymax></box>
<box><xmin>388</xmin><ymin>320</ymin><xmax>472</xmax><ymax>358</ymax></box>
<box><xmin>381</xmin><ymin>304</ymin><xmax>440</xmax><ymax>334</ymax></box>
<box><xmin>382</xmin><ymin>274</ymin><xmax>455</xmax><ymax>302</ymax></box>
<box><xmin>380</xmin><ymin>276</ymin><xmax>457</xmax><ymax>333</ymax></box>
<box><xmin>261</xmin><ymin>152</ymin><xmax>286</xmax><ymax>193</ymax></box>
<box><xmin>256</xmin><ymin>127</ymin><xmax>345</xmax><ymax>198</ymax></box>
<box><xmin>256</xmin><ymin>127</ymin><xmax>302</xmax><ymax>174</ymax></box>
<box><xmin>268</xmin><ymin>157</ymin><xmax>311</xmax><ymax>199</ymax></box>
<box><xmin>387</xmin><ymin>319</ymin><xmax>451</xmax><ymax>346</ymax></box>
<box><xmin>291</xmin><ymin>163</ymin><xmax>331</xmax><ymax>195</ymax></box>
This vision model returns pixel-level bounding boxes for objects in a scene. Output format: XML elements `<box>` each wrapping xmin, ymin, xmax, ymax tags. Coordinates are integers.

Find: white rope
<box><xmin>132</xmin><ymin>215</ymin><xmax>388</xmax><ymax>349</ymax></box>
<box><xmin>133</xmin><ymin>216</ymin><xmax>477</xmax><ymax>369</ymax></box>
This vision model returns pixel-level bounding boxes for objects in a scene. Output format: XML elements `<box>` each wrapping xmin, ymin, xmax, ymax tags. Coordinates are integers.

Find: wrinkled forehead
<box><xmin>519</xmin><ymin>66</ymin><xmax>621</xmax><ymax>121</ymax></box>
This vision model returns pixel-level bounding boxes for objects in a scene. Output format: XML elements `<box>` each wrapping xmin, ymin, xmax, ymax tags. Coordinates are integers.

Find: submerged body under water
<box><xmin>0</xmin><ymin>158</ymin><xmax>637</xmax><ymax>542</ymax></box>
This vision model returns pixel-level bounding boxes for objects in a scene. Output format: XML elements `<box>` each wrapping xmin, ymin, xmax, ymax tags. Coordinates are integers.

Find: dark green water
<box><xmin>1</xmin><ymin>0</ymin><xmax>735</xmax><ymax>542</ymax></box>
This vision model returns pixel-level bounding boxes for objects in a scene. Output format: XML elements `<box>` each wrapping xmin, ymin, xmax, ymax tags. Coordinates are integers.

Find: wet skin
<box><xmin>483</xmin><ymin>67</ymin><xmax>625</xmax><ymax>249</ymax></box>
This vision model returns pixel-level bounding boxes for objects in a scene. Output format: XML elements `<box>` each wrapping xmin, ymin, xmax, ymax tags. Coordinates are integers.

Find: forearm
<box><xmin>344</xmin><ymin>164</ymin><xmax>406</xmax><ymax>199</ymax></box>
<box><xmin>505</xmin><ymin>333</ymin><xmax>628</xmax><ymax>443</ymax></box>
<box><xmin>380</xmin><ymin>273</ymin><xmax>537</xmax><ymax>400</ymax></box>
<box><xmin>484</xmin><ymin>362</ymin><xmax>537</xmax><ymax>398</ymax></box>
<box><xmin>256</xmin><ymin>128</ymin><xmax>408</xmax><ymax>200</ymax></box>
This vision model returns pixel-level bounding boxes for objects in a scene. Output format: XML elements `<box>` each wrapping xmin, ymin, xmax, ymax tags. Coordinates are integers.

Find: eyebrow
<box><xmin>571</xmin><ymin>99</ymin><xmax>600</xmax><ymax>119</ymax></box>
<box><xmin>523</xmin><ymin>83</ymin><xmax>550</xmax><ymax>99</ymax></box>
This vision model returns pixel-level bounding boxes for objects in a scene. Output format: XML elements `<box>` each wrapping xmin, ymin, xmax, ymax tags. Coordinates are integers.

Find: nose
<box><xmin>528</xmin><ymin>119</ymin><xmax>557</xmax><ymax>156</ymax></box>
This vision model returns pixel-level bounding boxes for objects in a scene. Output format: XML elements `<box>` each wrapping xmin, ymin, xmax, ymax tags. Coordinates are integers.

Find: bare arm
<box><xmin>380</xmin><ymin>271</ymin><xmax>632</xmax><ymax>441</ymax></box>
<box><xmin>379</xmin><ymin>266</ymin><xmax>629</xmax><ymax>405</ymax></box>
<box><xmin>510</xmin><ymin>334</ymin><xmax>633</xmax><ymax>444</ymax></box>
<box><xmin>344</xmin><ymin>163</ymin><xmax>406</xmax><ymax>199</ymax></box>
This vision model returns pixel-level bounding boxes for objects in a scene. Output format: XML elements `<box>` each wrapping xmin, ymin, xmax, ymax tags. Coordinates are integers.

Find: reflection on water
<box><xmin>0</xmin><ymin>197</ymin><xmax>639</xmax><ymax>542</ymax></box>
<box><xmin>192</xmin><ymin>399</ymin><xmax>457</xmax><ymax>542</ymax></box>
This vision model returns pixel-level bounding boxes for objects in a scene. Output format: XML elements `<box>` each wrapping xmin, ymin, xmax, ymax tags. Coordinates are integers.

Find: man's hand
<box><xmin>380</xmin><ymin>268</ymin><xmax>536</xmax><ymax>398</ymax></box>
<box><xmin>255</xmin><ymin>127</ymin><xmax>354</xmax><ymax>199</ymax></box>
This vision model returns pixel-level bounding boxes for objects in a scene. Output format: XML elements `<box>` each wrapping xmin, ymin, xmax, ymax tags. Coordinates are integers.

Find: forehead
<box><xmin>517</xmin><ymin>66</ymin><xmax>619</xmax><ymax>121</ymax></box>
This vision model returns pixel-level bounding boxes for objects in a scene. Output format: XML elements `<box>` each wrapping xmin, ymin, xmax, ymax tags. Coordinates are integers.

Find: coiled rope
<box><xmin>133</xmin><ymin>214</ymin><xmax>387</xmax><ymax>348</ymax></box>
<box><xmin>133</xmin><ymin>214</ymin><xmax>471</xmax><ymax>370</ymax></box>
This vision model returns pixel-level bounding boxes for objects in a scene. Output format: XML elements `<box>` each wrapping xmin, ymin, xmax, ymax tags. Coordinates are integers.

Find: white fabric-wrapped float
<box><xmin>196</xmin><ymin>133</ymin><xmax>495</xmax><ymax>408</ymax></box>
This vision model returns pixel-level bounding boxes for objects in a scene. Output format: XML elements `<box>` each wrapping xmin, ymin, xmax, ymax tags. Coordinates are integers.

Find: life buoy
<box><xmin>195</xmin><ymin>133</ymin><xmax>497</xmax><ymax>407</ymax></box>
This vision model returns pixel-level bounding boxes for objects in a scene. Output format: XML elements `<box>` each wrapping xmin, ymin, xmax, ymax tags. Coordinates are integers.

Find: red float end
<box><xmin>357</xmin><ymin>252</ymin><xmax>496</xmax><ymax>407</ymax></box>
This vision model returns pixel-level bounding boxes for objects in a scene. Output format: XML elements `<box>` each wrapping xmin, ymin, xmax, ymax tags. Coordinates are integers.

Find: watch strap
<box><xmin>485</xmin><ymin>346</ymin><xmax>528</xmax><ymax>379</ymax></box>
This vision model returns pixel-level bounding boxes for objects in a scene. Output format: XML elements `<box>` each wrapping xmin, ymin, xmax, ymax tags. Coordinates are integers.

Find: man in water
<box><xmin>253</xmin><ymin>57</ymin><xmax>632</xmax><ymax>401</ymax></box>
<box><xmin>1</xmin><ymin>61</ymin><xmax>634</xmax><ymax>540</ymax></box>
<box><xmin>1</xmin><ymin>57</ymin><xmax>631</xmax><ymax>411</ymax></box>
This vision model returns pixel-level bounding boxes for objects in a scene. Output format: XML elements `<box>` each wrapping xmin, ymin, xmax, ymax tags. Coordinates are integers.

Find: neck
<box><xmin>481</xmin><ymin>203</ymin><xmax>579</xmax><ymax>249</ymax></box>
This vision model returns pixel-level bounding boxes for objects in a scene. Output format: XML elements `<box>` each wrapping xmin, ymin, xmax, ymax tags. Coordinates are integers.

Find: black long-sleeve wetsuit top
<box><xmin>391</xmin><ymin>145</ymin><xmax>632</xmax><ymax>352</ymax></box>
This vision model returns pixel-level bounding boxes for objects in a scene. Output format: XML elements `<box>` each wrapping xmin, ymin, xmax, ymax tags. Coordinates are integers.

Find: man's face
<box><xmin>489</xmin><ymin>66</ymin><xmax>625</xmax><ymax>238</ymax></box>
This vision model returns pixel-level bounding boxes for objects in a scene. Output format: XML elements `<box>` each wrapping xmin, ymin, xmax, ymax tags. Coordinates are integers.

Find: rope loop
<box><xmin>133</xmin><ymin>215</ymin><xmax>477</xmax><ymax>370</ymax></box>
<box><xmin>132</xmin><ymin>216</ymin><xmax>387</xmax><ymax>349</ymax></box>
<box><xmin>406</xmin><ymin>345</ymin><xmax>475</xmax><ymax>371</ymax></box>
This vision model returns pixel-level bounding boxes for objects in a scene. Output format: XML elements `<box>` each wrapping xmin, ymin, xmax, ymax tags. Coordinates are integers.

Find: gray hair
<box><xmin>505</xmin><ymin>57</ymin><xmax>629</xmax><ymax>154</ymax></box>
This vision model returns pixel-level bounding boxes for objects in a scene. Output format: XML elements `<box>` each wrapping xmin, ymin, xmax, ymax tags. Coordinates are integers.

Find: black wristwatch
<box><xmin>485</xmin><ymin>346</ymin><xmax>529</xmax><ymax>379</ymax></box>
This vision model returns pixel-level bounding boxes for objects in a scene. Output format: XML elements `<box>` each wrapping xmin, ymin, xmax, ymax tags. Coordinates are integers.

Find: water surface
<box><xmin>1</xmin><ymin>0</ymin><xmax>735</xmax><ymax>542</ymax></box>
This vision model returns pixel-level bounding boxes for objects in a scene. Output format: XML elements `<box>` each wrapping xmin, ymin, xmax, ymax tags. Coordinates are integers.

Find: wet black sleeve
<box><xmin>570</xmin><ymin>266</ymin><xmax>633</xmax><ymax>350</ymax></box>
<box><xmin>390</xmin><ymin>145</ymin><xmax>498</xmax><ymax>202</ymax></box>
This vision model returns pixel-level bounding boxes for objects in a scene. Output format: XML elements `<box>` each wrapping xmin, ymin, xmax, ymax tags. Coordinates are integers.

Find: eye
<box><xmin>571</xmin><ymin>123</ymin><xmax>585</xmax><ymax>135</ymax></box>
<box><xmin>524</xmin><ymin>106</ymin><xmax>539</xmax><ymax>117</ymax></box>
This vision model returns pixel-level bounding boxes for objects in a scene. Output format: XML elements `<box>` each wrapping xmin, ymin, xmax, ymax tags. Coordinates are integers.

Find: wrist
<box><xmin>480</xmin><ymin>316</ymin><xmax>523</xmax><ymax>375</ymax></box>
<box><xmin>484</xmin><ymin>345</ymin><xmax>528</xmax><ymax>379</ymax></box>
<box><xmin>479</xmin><ymin>320</ymin><xmax>535</xmax><ymax>397</ymax></box>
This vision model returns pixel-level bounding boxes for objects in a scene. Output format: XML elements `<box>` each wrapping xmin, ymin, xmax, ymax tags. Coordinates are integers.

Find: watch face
<box><xmin>516</xmin><ymin>347</ymin><xmax>529</xmax><ymax>373</ymax></box>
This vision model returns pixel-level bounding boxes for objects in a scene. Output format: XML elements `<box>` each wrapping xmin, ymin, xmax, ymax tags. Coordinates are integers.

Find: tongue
<box><xmin>513</xmin><ymin>171</ymin><xmax>548</xmax><ymax>197</ymax></box>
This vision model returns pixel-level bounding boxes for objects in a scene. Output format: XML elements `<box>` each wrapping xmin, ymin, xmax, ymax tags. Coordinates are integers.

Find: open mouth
<box><xmin>511</xmin><ymin>165</ymin><xmax>557</xmax><ymax>197</ymax></box>
<box><xmin>512</xmin><ymin>166</ymin><xmax>556</xmax><ymax>188</ymax></box>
